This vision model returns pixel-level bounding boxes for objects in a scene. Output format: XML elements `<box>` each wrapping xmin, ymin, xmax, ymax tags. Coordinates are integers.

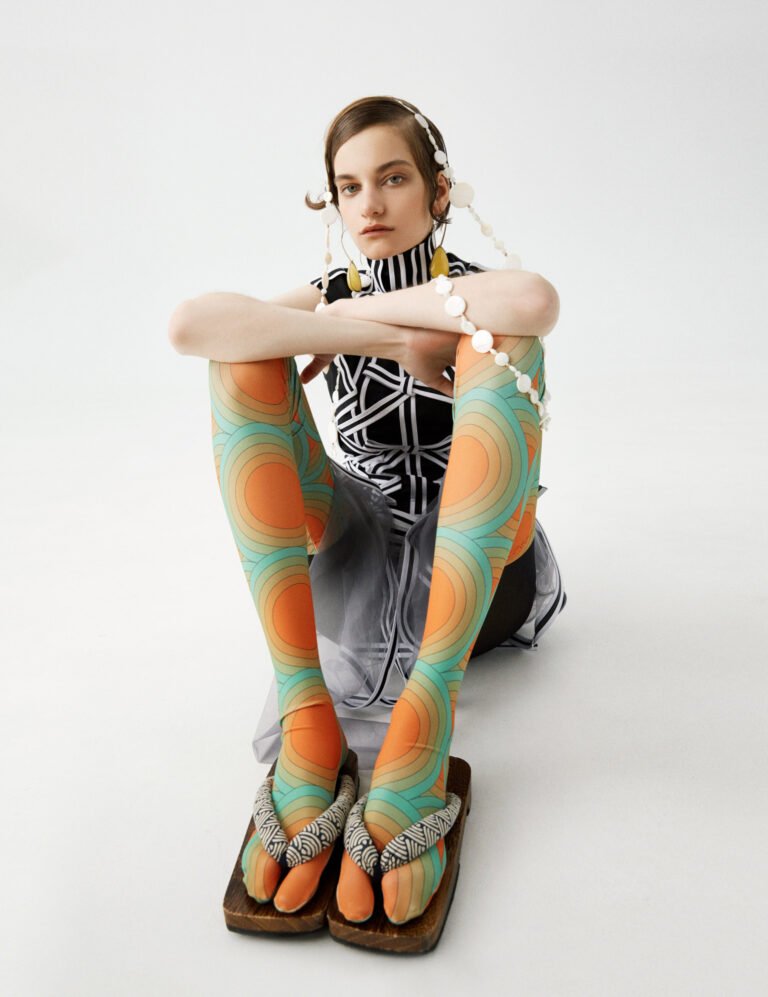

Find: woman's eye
<box><xmin>340</xmin><ymin>175</ymin><xmax>405</xmax><ymax>195</ymax></box>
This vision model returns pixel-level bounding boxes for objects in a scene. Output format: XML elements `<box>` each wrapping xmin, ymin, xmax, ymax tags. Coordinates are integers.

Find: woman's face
<box><xmin>332</xmin><ymin>123</ymin><xmax>449</xmax><ymax>259</ymax></box>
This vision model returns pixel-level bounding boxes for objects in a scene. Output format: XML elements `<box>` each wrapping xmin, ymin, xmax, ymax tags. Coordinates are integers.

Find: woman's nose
<box><xmin>360</xmin><ymin>186</ymin><xmax>385</xmax><ymax>217</ymax></box>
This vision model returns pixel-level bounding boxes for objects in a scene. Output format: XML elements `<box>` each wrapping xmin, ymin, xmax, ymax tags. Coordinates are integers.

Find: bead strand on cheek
<box><xmin>310</xmin><ymin>102</ymin><xmax>555</xmax><ymax>442</ymax></box>
<box><xmin>433</xmin><ymin>274</ymin><xmax>551</xmax><ymax>429</ymax></box>
<box><xmin>316</xmin><ymin>185</ymin><xmax>336</xmax><ymax>312</ymax></box>
<box><xmin>314</xmin><ymin>183</ymin><xmax>343</xmax><ymax>459</ymax></box>
<box><xmin>408</xmin><ymin>106</ymin><xmax>552</xmax><ymax>430</ymax></box>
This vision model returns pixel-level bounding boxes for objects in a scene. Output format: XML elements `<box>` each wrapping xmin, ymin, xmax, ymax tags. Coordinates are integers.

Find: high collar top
<box><xmin>363</xmin><ymin>227</ymin><xmax>437</xmax><ymax>294</ymax></box>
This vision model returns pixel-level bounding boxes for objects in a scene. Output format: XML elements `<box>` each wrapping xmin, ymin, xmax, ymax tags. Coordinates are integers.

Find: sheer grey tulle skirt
<box><xmin>252</xmin><ymin>459</ymin><xmax>566</xmax><ymax>769</ymax></box>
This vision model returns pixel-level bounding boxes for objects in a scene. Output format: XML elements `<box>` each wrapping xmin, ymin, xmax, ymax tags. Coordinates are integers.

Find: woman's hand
<box><xmin>299</xmin><ymin>296</ymin><xmax>463</xmax><ymax>397</ymax></box>
<box><xmin>298</xmin><ymin>298</ymin><xmax>342</xmax><ymax>385</ymax></box>
<box><xmin>299</xmin><ymin>352</ymin><xmax>335</xmax><ymax>385</ymax></box>
<box><xmin>336</xmin><ymin>295</ymin><xmax>464</xmax><ymax>396</ymax></box>
<box><xmin>392</xmin><ymin>325</ymin><xmax>462</xmax><ymax>397</ymax></box>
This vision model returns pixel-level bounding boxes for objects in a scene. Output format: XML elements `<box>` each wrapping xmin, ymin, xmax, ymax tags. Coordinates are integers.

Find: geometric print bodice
<box><xmin>309</xmin><ymin>227</ymin><xmax>489</xmax><ymax>539</ymax></box>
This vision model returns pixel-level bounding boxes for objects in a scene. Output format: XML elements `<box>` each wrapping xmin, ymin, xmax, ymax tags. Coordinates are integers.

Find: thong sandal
<box><xmin>223</xmin><ymin>749</ymin><xmax>359</xmax><ymax>935</ymax></box>
<box><xmin>326</xmin><ymin>755</ymin><xmax>472</xmax><ymax>954</ymax></box>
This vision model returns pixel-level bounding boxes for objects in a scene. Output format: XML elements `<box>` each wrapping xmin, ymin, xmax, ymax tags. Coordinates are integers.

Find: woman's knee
<box><xmin>456</xmin><ymin>332</ymin><xmax>543</xmax><ymax>379</ymax></box>
<box><xmin>209</xmin><ymin>356</ymin><xmax>295</xmax><ymax>403</ymax></box>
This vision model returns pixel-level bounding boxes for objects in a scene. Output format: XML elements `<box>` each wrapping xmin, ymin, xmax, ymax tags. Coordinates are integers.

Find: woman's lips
<box><xmin>363</xmin><ymin>228</ymin><xmax>392</xmax><ymax>235</ymax></box>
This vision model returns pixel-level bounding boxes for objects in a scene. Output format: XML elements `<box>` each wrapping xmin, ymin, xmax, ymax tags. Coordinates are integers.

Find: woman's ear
<box><xmin>433</xmin><ymin>171</ymin><xmax>451</xmax><ymax>218</ymax></box>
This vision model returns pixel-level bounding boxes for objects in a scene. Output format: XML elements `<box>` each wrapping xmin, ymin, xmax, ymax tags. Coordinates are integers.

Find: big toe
<box><xmin>381</xmin><ymin>865</ymin><xmax>427</xmax><ymax>924</ymax></box>
<box><xmin>242</xmin><ymin>837</ymin><xmax>282</xmax><ymax>903</ymax></box>
<box><xmin>381</xmin><ymin>844</ymin><xmax>445</xmax><ymax>925</ymax></box>
<box><xmin>336</xmin><ymin>851</ymin><xmax>375</xmax><ymax>922</ymax></box>
<box><xmin>272</xmin><ymin>845</ymin><xmax>333</xmax><ymax>913</ymax></box>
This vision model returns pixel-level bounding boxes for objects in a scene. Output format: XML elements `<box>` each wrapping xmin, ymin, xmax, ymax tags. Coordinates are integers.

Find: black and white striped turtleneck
<box><xmin>309</xmin><ymin>230</ymin><xmax>489</xmax><ymax>540</ymax></box>
<box><xmin>364</xmin><ymin>227</ymin><xmax>437</xmax><ymax>294</ymax></box>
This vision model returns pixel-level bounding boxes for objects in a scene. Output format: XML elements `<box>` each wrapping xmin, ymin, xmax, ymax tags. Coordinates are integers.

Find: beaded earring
<box><xmin>429</xmin><ymin>219</ymin><xmax>450</xmax><ymax>278</ymax></box>
<box><xmin>314</xmin><ymin>185</ymin><xmax>345</xmax><ymax>458</ymax></box>
<box><xmin>408</xmin><ymin>107</ymin><xmax>551</xmax><ymax>431</ymax></box>
<box><xmin>339</xmin><ymin>225</ymin><xmax>372</xmax><ymax>293</ymax></box>
<box><xmin>316</xmin><ymin>182</ymin><xmax>338</xmax><ymax>305</ymax></box>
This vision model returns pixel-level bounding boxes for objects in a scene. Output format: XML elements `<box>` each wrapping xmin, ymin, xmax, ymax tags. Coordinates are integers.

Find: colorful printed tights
<box><xmin>209</xmin><ymin>332</ymin><xmax>543</xmax><ymax>921</ymax></box>
<box><xmin>209</xmin><ymin>357</ymin><xmax>343</xmax><ymax>912</ymax></box>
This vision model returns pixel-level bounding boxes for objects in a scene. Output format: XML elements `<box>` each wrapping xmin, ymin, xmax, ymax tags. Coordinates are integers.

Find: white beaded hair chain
<box><xmin>313</xmin><ymin>102</ymin><xmax>552</xmax><ymax>456</ymax></box>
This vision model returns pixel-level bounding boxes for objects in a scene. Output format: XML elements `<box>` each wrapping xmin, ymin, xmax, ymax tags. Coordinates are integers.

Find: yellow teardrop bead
<box><xmin>429</xmin><ymin>245</ymin><xmax>449</xmax><ymax>278</ymax></box>
<box><xmin>346</xmin><ymin>261</ymin><xmax>362</xmax><ymax>292</ymax></box>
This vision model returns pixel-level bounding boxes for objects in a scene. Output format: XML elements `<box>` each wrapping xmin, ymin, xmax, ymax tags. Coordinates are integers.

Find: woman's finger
<box><xmin>431</xmin><ymin>374</ymin><xmax>454</xmax><ymax>398</ymax></box>
<box><xmin>300</xmin><ymin>356</ymin><xmax>330</xmax><ymax>383</ymax></box>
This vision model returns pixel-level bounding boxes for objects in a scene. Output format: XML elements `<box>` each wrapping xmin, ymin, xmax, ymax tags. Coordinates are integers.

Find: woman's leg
<box><xmin>337</xmin><ymin>333</ymin><xmax>544</xmax><ymax>924</ymax></box>
<box><xmin>470</xmin><ymin>539</ymin><xmax>537</xmax><ymax>658</ymax></box>
<box><xmin>209</xmin><ymin>356</ymin><xmax>345</xmax><ymax>912</ymax></box>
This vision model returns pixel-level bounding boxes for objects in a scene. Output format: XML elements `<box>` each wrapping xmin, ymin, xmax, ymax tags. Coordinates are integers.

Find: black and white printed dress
<box><xmin>251</xmin><ymin>227</ymin><xmax>567</xmax><ymax>767</ymax></box>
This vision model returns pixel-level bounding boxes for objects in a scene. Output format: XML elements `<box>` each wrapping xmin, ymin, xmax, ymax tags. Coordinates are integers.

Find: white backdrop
<box><xmin>2</xmin><ymin>1</ymin><xmax>766</xmax><ymax>993</ymax></box>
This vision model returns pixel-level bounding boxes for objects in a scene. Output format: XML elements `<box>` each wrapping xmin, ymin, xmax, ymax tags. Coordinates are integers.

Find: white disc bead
<box><xmin>411</xmin><ymin>117</ymin><xmax>552</xmax><ymax>431</ymax></box>
<box><xmin>449</xmin><ymin>182</ymin><xmax>475</xmax><ymax>208</ymax></box>
<box><xmin>320</xmin><ymin>204</ymin><xmax>339</xmax><ymax>225</ymax></box>
<box><xmin>472</xmin><ymin>330</ymin><xmax>494</xmax><ymax>352</ymax></box>
<box><xmin>444</xmin><ymin>295</ymin><xmax>466</xmax><ymax>317</ymax></box>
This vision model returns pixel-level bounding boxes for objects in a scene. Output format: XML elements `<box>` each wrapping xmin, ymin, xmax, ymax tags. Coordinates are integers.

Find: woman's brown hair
<box><xmin>304</xmin><ymin>96</ymin><xmax>452</xmax><ymax>229</ymax></box>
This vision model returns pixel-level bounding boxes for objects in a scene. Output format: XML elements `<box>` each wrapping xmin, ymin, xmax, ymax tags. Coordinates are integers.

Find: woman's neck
<box><xmin>363</xmin><ymin>228</ymin><xmax>437</xmax><ymax>293</ymax></box>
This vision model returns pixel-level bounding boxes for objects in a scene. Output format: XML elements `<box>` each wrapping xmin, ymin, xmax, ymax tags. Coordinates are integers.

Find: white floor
<box><xmin>4</xmin><ymin>2</ymin><xmax>768</xmax><ymax>989</ymax></box>
<box><xmin>2</xmin><ymin>378</ymin><xmax>766</xmax><ymax>997</ymax></box>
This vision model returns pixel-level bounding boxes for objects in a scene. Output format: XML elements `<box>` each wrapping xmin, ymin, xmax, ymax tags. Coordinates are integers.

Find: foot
<box><xmin>336</xmin><ymin>690</ymin><xmax>450</xmax><ymax>925</ymax></box>
<box><xmin>242</xmin><ymin>700</ymin><xmax>348</xmax><ymax>912</ymax></box>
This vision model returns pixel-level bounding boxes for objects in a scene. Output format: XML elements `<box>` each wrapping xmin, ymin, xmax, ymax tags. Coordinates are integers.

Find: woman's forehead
<box><xmin>333</xmin><ymin>125</ymin><xmax>411</xmax><ymax>173</ymax></box>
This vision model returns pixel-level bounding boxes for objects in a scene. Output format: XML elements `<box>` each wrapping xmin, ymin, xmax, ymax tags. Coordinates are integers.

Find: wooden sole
<box><xmin>223</xmin><ymin>749</ymin><xmax>360</xmax><ymax>935</ymax></box>
<box><xmin>326</xmin><ymin>755</ymin><xmax>472</xmax><ymax>954</ymax></box>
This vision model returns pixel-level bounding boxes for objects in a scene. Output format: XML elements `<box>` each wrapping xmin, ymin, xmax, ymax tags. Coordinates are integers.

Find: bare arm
<box><xmin>331</xmin><ymin>270</ymin><xmax>560</xmax><ymax>338</ymax></box>
<box><xmin>168</xmin><ymin>291</ymin><xmax>408</xmax><ymax>364</ymax></box>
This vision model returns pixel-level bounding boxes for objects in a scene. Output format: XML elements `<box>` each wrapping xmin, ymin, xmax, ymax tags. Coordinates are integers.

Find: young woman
<box><xmin>169</xmin><ymin>96</ymin><xmax>565</xmax><ymax>932</ymax></box>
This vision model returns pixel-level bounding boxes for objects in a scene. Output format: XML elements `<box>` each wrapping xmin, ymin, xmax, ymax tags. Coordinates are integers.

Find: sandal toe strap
<box><xmin>343</xmin><ymin>794</ymin><xmax>380</xmax><ymax>876</ymax></box>
<box><xmin>343</xmin><ymin>791</ymin><xmax>463</xmax><ymax>876</ymax></box>
<box><xmin>285</xmin><ymin>774</ymin><xmax>357</xmax><ymax>867</ymax></box>
<box><xmin>380</xmin><ymin>792</ymin><xmax>463</xmax><ymax>874</ymax></box>
<box><xmin>251</xmin><ymin>777</ymin><xmax>289</xmax><ymax>864</ymax></box>
<box><xmin>252</xmin><ymin>772</ymin><xmax>357</xmax><ymax>868</ymax></box>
